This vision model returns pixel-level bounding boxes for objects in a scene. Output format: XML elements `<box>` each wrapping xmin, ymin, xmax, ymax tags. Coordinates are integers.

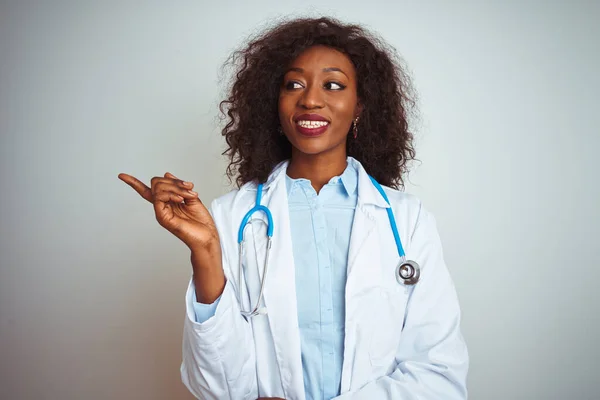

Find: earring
<box><xmin>278</xmin><ymin>126</ymin><xmax>284</xmax><ymax>136</ymax></box>
<box><xmin>353</xmin><ymin>116</ymin><xmax>360</xmax><ymax>139</ymax></box>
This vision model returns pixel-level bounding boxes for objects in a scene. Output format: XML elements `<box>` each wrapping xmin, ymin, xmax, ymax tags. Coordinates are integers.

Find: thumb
<box><xmin>183</xmin><ymin>193</ymin><xmax>203</xmax><ymax>206</ymax></box>
<box><xmin>182</xmin><ymin>192</ymin><xmax>213</xmax><ymax>220</ymax></box>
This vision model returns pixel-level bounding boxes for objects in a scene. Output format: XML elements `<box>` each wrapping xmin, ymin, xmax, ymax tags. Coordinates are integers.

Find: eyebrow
<box><xmin>286</xmin><ymin>67</ymin><xmax>348</xmax><ymax>77</ymax></box>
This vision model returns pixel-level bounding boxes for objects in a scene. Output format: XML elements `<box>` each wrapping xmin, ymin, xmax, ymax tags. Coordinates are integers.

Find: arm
<box><xmin>181</xmin><ymin>199</ymin><xmax>258</xmax><ymax>400</ymax></box>
<box><xmin>334</xmin><ymin>205</ymin><xmax>469</xmax><ymax>399</ymax></box>
<box><xmin>118</xmin><ymin>172</ymin><xmax>258</xmax><ymax>399</ymax></box>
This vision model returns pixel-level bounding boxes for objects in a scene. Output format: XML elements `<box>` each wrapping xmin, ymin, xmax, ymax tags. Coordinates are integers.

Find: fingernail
<box><xmin>188</xmin><ymin>190</ymin><xmax>197</xmax><ymax>196</ymax></box>
<box><xmin>183</xmin><ymin>181</ymin><xmax>192</xmax><ymax>186</ymax></box>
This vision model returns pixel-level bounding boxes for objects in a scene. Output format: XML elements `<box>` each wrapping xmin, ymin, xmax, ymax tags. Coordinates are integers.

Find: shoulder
<box><xmin>382</xmin><ymin>185</ymin><xmax>423</xmax><ymax>217</ymax></box>
<box><xmin>379</xmin><ymin>185</ymin><xmax>438</xmax><ymax>241</ymax></box>
<box><xmin>208</xmin><ymin>180</ymin><xmax>267</xmax><ymax>225</ymax></box>
<box><xmin>381</xmin><ymin>185</ymin><xmax>421</xmax><ymax>210</ymax></box>
<box><xmin>211</xmin><ymin>188</ymin><xmax>241</xmax><ymax>210</ymax></box>
<box><xmin>210</xmin><ymin>160</ymin><xmax>288</xmax><ymax>215</ymax></box>
<box><xmin>209</xmin><ymin>186</ymin><xmax>250</xmax><ymax>217</ymax></box>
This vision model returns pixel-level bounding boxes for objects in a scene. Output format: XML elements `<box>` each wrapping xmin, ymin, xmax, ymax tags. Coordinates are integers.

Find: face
<box><xmin>278</xmin><ymin>45</ymin><xmax>361</xmax><ymax>157</ymax></box>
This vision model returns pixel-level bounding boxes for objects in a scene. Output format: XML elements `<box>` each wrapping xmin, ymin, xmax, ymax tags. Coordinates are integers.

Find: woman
<box><xmin>119</xmin><ymin>17</ymin><xmax>468</xmax><ymax>400</ymax></box>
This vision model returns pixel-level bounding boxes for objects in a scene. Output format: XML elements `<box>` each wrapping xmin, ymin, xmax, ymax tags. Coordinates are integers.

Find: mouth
<box><xmin>294</xmin><ymin>114</ymin><xmax>330</xmax><ymax>137</ymax></box>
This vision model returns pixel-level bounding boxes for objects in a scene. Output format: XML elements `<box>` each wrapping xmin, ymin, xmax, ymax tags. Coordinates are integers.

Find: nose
<box><xmin>298</xmin><ymin>83</ymin><xmax>324</xmax><ymax>109</ymax></box>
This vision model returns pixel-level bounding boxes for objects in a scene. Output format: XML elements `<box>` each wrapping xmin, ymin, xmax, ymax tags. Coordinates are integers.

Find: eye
<box><xmin>284</xmin><ymin>81</ymin><xmax>303</xmax><ymax>90</ymax></box>
<box><xmin>324</xmin><ymin>81</ymin><xmax>346</xmax><ymax>90</ymax></box>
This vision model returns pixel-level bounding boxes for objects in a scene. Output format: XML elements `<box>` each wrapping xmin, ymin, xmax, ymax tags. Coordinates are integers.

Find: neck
<box><xmin>286</xmin><ymin>148</ymin><xmax>348</xmax><ymax>193</ymax></box>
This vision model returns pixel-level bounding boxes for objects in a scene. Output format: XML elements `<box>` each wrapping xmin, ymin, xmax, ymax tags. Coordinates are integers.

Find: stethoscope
<box><xmin>237</xmin><ymin>175</ymin><xmax>420</xmax><ymax>318</ymax></box>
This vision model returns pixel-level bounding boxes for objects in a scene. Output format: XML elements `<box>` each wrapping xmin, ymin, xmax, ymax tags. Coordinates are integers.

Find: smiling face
<box><xmin>278</xmin><ymin>45</ymin><xmax>361</xmax><ymax>158</ymax></box>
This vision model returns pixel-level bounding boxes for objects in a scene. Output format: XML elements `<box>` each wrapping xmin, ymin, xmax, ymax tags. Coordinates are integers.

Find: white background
<box><xmin>1</xmin><ymin>1</ymin><xmax>599</xmax><ymax>399</ymax></box>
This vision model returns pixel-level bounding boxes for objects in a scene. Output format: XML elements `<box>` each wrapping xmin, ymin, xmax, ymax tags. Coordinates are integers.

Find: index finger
<box><xmin>118</xmin><ymin>173</ymin><xmax>153</xmax><ymax>203</ymax></box>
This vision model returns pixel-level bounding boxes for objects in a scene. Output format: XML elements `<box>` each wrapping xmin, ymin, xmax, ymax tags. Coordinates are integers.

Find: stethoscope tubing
<box><xmin>237</xmin><ymin>177</ymin><xmax>420</xmax><ymax>318</ymax></box>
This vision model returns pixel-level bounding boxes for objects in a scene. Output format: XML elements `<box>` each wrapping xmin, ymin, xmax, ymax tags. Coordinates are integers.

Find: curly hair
<box><xmin>219</xmin><ymin>16</ymin><xmax>417</xmax><ymax>189</ymax></box>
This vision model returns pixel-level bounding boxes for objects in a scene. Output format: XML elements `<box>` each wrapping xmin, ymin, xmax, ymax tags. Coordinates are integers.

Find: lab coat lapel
<box><xmin>345</xmin><ymin>161</ymin><xmax>389</xmax><ymax>294</ymax></box>
<box><xmin>345</xmin><ymin>204</ymin><xmax>379</xmax><ymax>293</ymax></box>
<box><xmin>258</xmin><ymin>167</ymin><xmax>305</xmax><ymax>400</ymax></box>
<box><xmin>341</xmin><ymin>161</ymin><xmax>390</xmax><ymax>392</ymax></box>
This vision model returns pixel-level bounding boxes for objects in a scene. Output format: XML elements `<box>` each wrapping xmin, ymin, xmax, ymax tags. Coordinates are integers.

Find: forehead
<box><xmin>288</xmin><ymin>45</ymin><xmax>356</xmax><ymax>77</ymax></box>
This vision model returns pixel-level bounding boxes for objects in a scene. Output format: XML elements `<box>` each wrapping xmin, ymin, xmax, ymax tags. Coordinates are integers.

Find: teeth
<box><xmin>296</xmin><ymin>120</ymin><xmax>329</xmax><ymax>128</ymax></box>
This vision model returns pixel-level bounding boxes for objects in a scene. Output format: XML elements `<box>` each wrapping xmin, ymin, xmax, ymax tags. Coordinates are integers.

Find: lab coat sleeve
<box><xmin>180</xmin><ymin>199</ymin><xmax>258</xmax><ymax>400</ymax></box>
<box><xmin>333</xmin><ymin>204</ymin><xmax>469</xmax><ymax>400</ymax></box>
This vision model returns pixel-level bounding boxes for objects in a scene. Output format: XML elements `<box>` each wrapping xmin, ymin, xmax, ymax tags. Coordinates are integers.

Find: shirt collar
<box><xmin>241</xmin><ymin>156</ymin><xmax>390</xmax><ymax>209</ymax></box>
<box><xmin>338</xmin><ymin>159</ymin><xmax>358</xmax><ymax>196</ymax></box>
<box><xmin>284</xmin><ymin>158</ymin><xmax>358</xmax><ymax>197</ymax></box>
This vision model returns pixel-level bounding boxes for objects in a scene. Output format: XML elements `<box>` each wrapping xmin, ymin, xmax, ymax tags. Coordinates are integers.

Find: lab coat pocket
<box><xmin>368</xmin><ymin>287</ymin><xmax>408</xmax><ymax>366</ymax></box>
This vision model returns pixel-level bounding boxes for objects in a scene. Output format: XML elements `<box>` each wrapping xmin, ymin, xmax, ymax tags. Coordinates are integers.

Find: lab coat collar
<box><xmin>241</xmin><ymin>156</ymin><xmax>391</xmax><ymax>209</ymax></box>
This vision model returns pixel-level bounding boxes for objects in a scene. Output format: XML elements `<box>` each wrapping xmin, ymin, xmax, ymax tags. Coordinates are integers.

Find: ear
<box><xmin>354</xmin><ymin>101</ymin><xmax>364</xmax><ymax>119</ymax></box>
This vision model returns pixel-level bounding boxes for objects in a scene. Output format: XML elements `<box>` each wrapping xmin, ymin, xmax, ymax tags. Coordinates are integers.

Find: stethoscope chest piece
<box><xmin>396</xmin><ymin>259</ymin><xmax>420</xmax><ymax>285</ymax></box>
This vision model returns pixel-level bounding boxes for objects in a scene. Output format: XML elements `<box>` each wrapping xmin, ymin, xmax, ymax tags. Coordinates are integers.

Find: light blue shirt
<box><xmin>286</xmin><ymin>162</ymin><xmax>358</xmax><ymax>400</ymax></box>
<box><xmin>193</xmin><ymin>161</ymin><xmax>358</xmax><ymax>400</ymax></box>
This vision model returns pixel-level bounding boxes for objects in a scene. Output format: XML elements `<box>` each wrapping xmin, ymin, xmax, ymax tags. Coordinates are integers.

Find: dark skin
<box><xmin>116</xmin><ymin>172</ymin><xmax>226</xmax><ymax>304</ymax></box>
<box><xmin>279</xmin><ymin>45</ymin><xmax>362</xmax><ymax>193</ymax></box>
<box><xmin>119</xmin><ymin>45</ymin><xmax>360</xmax><ymax>400</ymax></box>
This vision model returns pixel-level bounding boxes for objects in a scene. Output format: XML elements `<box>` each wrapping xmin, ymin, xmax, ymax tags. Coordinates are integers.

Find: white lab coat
<box><xmin>181</xmin><ymin>157</ymin><xmax>469</xmax><ymax>400</ymax></box>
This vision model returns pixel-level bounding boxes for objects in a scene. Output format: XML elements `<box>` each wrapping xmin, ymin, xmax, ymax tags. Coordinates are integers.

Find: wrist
<box><xmin>191</xmin><ymin>245</ymin><xmax>226</xmax><ymax>303</ymax></box>
<box><xmin>190</xmin><ymin>242</ymin><xmax>222</xmax><ymax>271</ymax></box>
<box><xmin>189</xmin><ymin>239</ymin><xmax>220</xmax><ymax>257</ymax></box>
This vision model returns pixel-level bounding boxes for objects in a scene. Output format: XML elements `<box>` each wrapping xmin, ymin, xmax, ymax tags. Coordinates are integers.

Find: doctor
<box><xmin>119</xmin><ymin>17</ymin><xmax>468</xmax><ymax>400</ymax></box>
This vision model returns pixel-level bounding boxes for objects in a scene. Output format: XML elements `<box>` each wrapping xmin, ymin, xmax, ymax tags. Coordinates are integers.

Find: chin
<box><xmin>290</xmin><ymin>137</ymin><xmax>345</xmax><ymax>157</ymax></box>
<box><xmin>296</xmin><ymin>147</ymin><xmax>329</xmax><ymax>156</ymax></box>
